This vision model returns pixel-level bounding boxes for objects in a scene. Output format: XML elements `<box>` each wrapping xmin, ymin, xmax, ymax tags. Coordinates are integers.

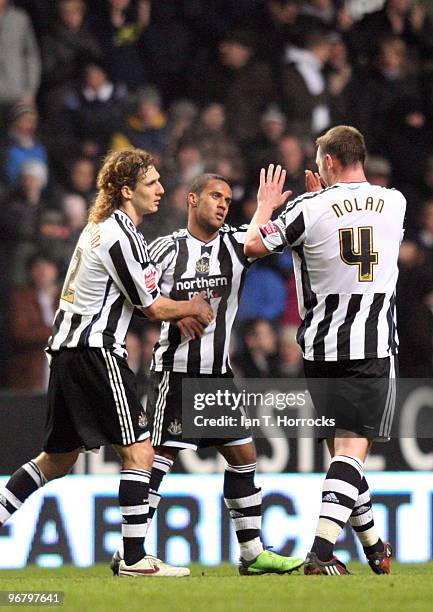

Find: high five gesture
<box><xmin>257</xmin><ymin>164</ymin><xmax>292</xmax><ymax>212</ymax></box>
<box><xmin>244</xmin><ymin>164</ymin><xmax>292</xmax><ymax>257</ymax></box>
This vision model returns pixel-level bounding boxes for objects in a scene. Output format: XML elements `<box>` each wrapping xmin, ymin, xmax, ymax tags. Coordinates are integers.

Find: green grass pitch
<box><xmin>0</xmin><ymin>562</ymin><xmax>431</xmax><ymax>612</ymax></box>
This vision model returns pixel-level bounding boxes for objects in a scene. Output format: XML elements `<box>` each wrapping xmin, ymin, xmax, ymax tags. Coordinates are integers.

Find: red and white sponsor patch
<box><xmin>261</xmin><ymin>221</ymin><xmax>279</xmax><ymax>236</ymax></box>
<box><xmin>144</xmin><ymin>266</ymin><xmax>157</xmax><ymax>292</ymax></box>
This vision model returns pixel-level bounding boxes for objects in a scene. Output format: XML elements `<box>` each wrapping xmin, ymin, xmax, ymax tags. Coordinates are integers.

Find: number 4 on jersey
<box><xmin>339</xmin><ymin>226</ymin><xmax>378</xmax><ymax>282</ymax></box>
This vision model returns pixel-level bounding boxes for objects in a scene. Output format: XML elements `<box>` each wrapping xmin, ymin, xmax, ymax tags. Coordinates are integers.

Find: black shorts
<box><xmin>303</xmin><ymin>356</ymin><xmax>397</xmax><ymax>441</ymax></box>
<box><xmin>44</xmin><ymin>348</ymin><xmax>150</xmax><ymax>453</ymax></box>
<box><xmin>146</xmin><ymin>371</ymin><xmax>252</xmax><ymax>450</ymax></box>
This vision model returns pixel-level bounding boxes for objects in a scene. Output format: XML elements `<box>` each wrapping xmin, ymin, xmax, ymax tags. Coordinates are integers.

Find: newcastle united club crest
<box><xmin>195</xmin><ymin>252</ymin><xmax>210</xmax><ymax>275</ymax></box>
<box><xmin>167</xmin><ymin>418</ymin><xmax>182</xmax><ymax>435</ymax></box>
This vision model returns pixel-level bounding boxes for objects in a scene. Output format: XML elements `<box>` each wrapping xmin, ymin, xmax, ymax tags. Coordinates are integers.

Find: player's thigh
<box><xmin>61</xmin><ymin>348</ymin><xmax>150</xmax><ymax>449</ymax></box>
<box><xmin>345</xmin><ymin>356</ymin><xmax>397</xmax><ymax>440</ymax></box>
<box><xmin>43</xmin><ymin>352</ymin><xmax>86</xmax><ymax>453</ymax></box>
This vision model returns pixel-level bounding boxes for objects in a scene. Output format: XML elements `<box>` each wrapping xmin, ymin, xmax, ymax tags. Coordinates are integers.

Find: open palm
<box><xmin>258</xmin><ymin>164</ymin><xmax>292</xmax><ymax>211</ymax></box>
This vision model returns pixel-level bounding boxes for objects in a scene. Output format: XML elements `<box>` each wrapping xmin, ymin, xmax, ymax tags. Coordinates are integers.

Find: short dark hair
<box><xmin>316</xmin><ymin>125</ymin><xmax>366</xmax><ymax>167</ymax></box>
<box><xmin>188</xmin><ymin>173</ymin><xmax>231</xmax><ymax>196</ymax></box>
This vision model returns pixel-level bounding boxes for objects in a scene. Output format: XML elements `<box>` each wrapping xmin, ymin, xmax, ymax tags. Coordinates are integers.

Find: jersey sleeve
<box><xmin>97</xmin><ymin>225</ymin><xmax>160</xmax><ymax>308</ymax></box>
<box><xmin>148</xmin><ymin>235</ymin><xmax>177</xmax><ymax>282</ymax></box>
<box><xmin>224</xmin><ymin>224</ymin><xmax>256</xmax><ymax>266</ymax></box>
<box><xmin>258</xmin><ymin>199</ymin><xmax>305</xmax><ymax>253</ymax></box>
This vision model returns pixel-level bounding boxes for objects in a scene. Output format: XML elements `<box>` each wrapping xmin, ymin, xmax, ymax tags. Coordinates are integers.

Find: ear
<box><xmin>120</xmin><ymin>185</ymin><xmax>132</xmax><ymax>200</ymax></box>
<box><xmin>326</xmin><ymin>154</ymin><xmax>334</xmax><ymax>170</ymax></box>
<box><xmin>188</xmin><ymin>192</ymin><xmax>198</xmax><ymax>208</ymax></box>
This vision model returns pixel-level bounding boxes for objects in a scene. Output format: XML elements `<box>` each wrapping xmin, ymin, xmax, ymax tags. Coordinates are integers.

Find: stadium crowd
<box><xmin>1</xmin><ymin>0</ymin><xmax>433</xmax><ymax>391</ymax></box>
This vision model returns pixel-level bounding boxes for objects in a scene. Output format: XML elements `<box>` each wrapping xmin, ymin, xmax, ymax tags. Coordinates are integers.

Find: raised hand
<box><xmin>304</xmin><ymin>170</ymin><xmax>325</xmax><ymax>193</ymax></box>
<box><xmin>258</xmin><ymin>164</ymin><xmax>292</xmax><ymax>212</ymax></box>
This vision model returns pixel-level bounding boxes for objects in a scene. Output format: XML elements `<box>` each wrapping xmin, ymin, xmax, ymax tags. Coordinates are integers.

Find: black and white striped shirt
<box><xmin>47</xmin><ymin>209</ymin><xmax>159</xmax><ymax>359</ymax></box>
<box><xmin>259</xmin><ymin>182</ymin><xmax>406</xmax><ymax>361</ymax></box>
<box><xmin>149</xmin><ymin>226</ymin><xmax>251</xmax><ymax>374</ymax></box>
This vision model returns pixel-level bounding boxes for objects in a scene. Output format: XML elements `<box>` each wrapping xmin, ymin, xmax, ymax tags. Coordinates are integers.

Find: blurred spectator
<box><xmin>166</xmin><ymin>99</ymin><xmax>199</xmax><ymax>155</ymax></box>
<box><xmin>281</xmin><ymin>28</ymin><xmax>332</xmax><ymax>138</ymax></box>
<box><xmin>36</xmin><ymin>208</ymin><xmax>72</xmax><ymax>276</ymax></box>
<box><xmin>13</xmin><ymin>0</ymin><xmax>56</xmax><ymax>38</ymax></box>
<box><xmin>188</xmin><ymin>102</ymin><xmax>241</xmax><ymax>169</ymax></box>
<box><xmin>1</xmin><ymin>103</ymin><xmax>48</xmax><ymax>186</ymax></box>
<box><xmin>138</xmin><ymin>1</ymin><xmax>194</xmax><ymax>102</ymax></box>
<box><xmin>237</xmin><ymin>252</ymin><xmax>293</xmax><ymax>323</ymax></box>
<box><xmin>299</xmin><ymin>0</ymin><xmax>335</xmax><ymax>26</ymax></box>
<box><xmin>110</xmin><ymin>86</ymin><xmax>168</xmax><ymax>157</ymax></box>
<box><xmin>1</xmin><ymin>159</ymin><xmax>50</xmax><ymax>284</ymax></box>
<box><xmin>236</xmin><ymin>191</ymin><xmax>258</xmax><ymax>226</ymax></box>
<box><xmin>248</xmin><ymin>105</ymin><xmax>287</xmax><ymax>178</ymax></box>
<box><xmin>421</xmin><ymin>63</ymin><xmax>433</xmax><ymax>124</ymax></box>
<box><xmin>365</xmin><ymin>155</ymin><xmax>392</xmax><ymax>187</ymax></box>
<box><xmin>91</xmin><ymin>0</ymin><xmax>151</xmax><ymax>90</ymax></box>
<box><xmin>53</xmin><ymin>157</ymin><xmax>96</xmax><ymax>209</ymax></box>
<box><xmin>61</xmin><ymin>61</ymin><xmax>128</xmax><ymax>153</ymax></box>
<box><xmin>0</xmin><ymin>157</ymin><xmax>49</xmax><ymax>385</ymax></box>
<box><xmin>213</xmin><ymin>157</ymin><xmax>247</xmax><ymax>210</ymax></box>
<box><xmin>143</xmin><ymin>183</ymin><xmax>189</xmax><ymax>242</ymax></box>
<box><xmin>398</xmin><ymin>155</ymin><xmax>433</xmax><ymax>227</ymax></box>
<box><xmin>0</xmin><ymin>0</ymin><xmax>41</xmax><ymax>128</ymax></box>
<box><xmin>414</xmin><ymin>200</ymin><xmax>433</xmax><ymax>265</ymax></box>
<box><xmin>126</xmin><ymin>330</ymin><xmax>148</xmax><ymax>399</ymax></box>
<box><xmin>397</xmin><ymin>240</ymin><xmax>433</xmax><ymax>377</ymax></box>
<box><xmin>382</xmin><ymin>97</ymin><xmax>431</xmax><ymax>188</ymax></box>
<box><xmin>141</xmin><ymin>322</ymin><xmax>161</xmax><ymax>371</ymax></box>
<box><xmin>351</xmin><ymin>36</ymin><xmax>421</xmax><ymax>154</ymax></box>
<box><xmin>300</xmin><ymin>0</ymin><xmax>353</xmax><ymax>33</ymax></box>
<box><xmin>41</xmin><ymin>0</ymin><xmax>101</xmax><ymax>111</ymax></box>
<box><xmin>248</xmin><ymin>0</ymin><xmax>302</xmax><ymax>68</ymax></box>
<box><xmin>1</xmin><ymin>157</ymin><xmax>74</xmax><ymax>284</ymax></box>
<box><xmin>8</xmin><ymin>254</ymin><xmax>60</xmax><ymax>391</ymax></box>
<box><xmin>60</xmin><ymin>193</ymin><xmax>87</xmax><ymax>260</ymax></box>
<box><xmin>326</xmin><ymin>34</ymin><xmax>353</xmax><ymax>124</ymax></box>
<box><xmin>277</xmin><ymin>134</ymin><xmax>306</xmax><ymax>197</ymax></box>
<box><xmin>350</xmin><ymin>0</ymin><xmax>433</xmax><ymax>66</ymax></box>
<box><xmin>233</xmin><ymin>318</ymin><xmax>282</xmax><ymax>377</ymax></box>
<box><xmin>198</xmin><ymin>29</ymin><xmax>276</xmax><ymax>145</ymax></box>
<box><xmin>126</xmin><ymin>322</ymin><xmax>160</xmax><ymax>397</ymax></box>
<box><xmin>280</xmin><ymin>324</ymin><xmax>303</xmax><ymax>377</ymax></box>
<box><xmin>162</xmin><ymin>140</ymin><xmax>204</xmax><ymax>192</ymax></box>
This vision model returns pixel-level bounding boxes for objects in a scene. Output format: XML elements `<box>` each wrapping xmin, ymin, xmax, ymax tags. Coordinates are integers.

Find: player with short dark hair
<box><xmin>111</xmin><ymin>172</ymin><xmax>304</xmax><ymax>576</ymax></box>
<box><xmin>0</xmin><ymin>148</ymin><xmax>213</xmax><ymax>578</ymax></box>
<box><xmin>244</xmin><ymin>125</ymin><xmax>406</xmax><ymax>575</ymax></box>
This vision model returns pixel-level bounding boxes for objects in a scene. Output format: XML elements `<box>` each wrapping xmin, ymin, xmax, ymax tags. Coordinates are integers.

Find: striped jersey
<box><xmin>259</xmin><ymin>181</ymin><xmax>406</xmax><ymax>361</ymax></box>
<box><xmin>47</xmin><ymin>209</ymin><xmax>159</xmax><ymax>359</ymax></box>
<box><xmin>149</xmin><ymin>226</ymin><xmax>251</xmax><ymax>374</ymax></box>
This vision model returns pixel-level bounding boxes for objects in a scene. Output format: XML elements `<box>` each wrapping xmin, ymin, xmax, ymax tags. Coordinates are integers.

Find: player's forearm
<box><xmin>142</xmin><ymin>296</ymin><xmax>198</xmax><ymax>322</ymax></box>
<box><xmin>244</xmin><ymin>205</ymin><xmax>272</xmax><ymax>258</ymax></box>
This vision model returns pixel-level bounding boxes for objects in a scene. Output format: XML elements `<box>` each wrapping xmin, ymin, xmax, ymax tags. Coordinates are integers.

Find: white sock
<box><xmin>240</xmin><ymin>537</ymin><xmax>264</xmax><ymax>561</ymax></box>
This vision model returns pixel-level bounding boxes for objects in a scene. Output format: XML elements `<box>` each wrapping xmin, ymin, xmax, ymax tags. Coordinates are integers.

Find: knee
<box><xmin>120</xmin><ymin>441</ymin><xmax>154</xmax><ymax>470</ymax></box>
<box><xmin>154</xmin><ymin>446</ymin><xmax>178</xmax><ymax>462</ymax></box>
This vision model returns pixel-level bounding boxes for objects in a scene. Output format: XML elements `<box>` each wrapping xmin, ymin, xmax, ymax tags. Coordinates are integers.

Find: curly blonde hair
<box><xmin>88</xmin><ymin>149</ymin><xmax>154</xmax><ymax>223</ymax></box>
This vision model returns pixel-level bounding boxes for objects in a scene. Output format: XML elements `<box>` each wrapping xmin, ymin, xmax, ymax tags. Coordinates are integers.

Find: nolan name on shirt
<box><xmin>331</xmin><ymin>196</ymin><xmax>385</xmax><ymax>219</ymax></box>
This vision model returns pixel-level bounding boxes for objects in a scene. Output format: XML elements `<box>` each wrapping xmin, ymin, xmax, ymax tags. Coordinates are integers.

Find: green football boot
<box><xmin>238</xmin><ymin>549</ymin><xmax>304</xmax><ymax>576</ymax></box>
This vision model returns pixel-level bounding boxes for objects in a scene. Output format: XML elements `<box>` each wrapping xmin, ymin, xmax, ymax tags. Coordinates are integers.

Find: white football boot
<box><xmin>117</xmin><ymin>554</ymin><xmax>190</xmax><ymax>577</ymax></box>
